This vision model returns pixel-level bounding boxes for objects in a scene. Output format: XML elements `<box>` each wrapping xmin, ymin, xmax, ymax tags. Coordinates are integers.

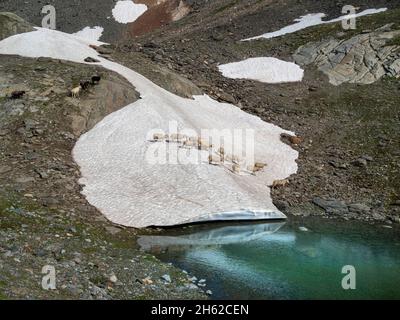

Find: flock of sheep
<box><xmin>70</xmin><ymin>75</ymin><xmax>101</xmax><ymax>98</ymax></box>
<box><xmin>151</xmin><ymin>132</ymin><xmax>268</xmax><ymax>176</ymax></box>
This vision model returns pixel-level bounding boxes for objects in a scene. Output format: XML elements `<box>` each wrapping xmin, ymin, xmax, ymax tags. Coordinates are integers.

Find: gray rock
<box><xmin>348</xmin><ymin>203</ymin><xmax>371</xmax><ymax>214</ymax></box>
<box><xmin>0</xmin><ymin>165</ymin><xmax>12</xmax><ymax>174</ymax></box>
<box><xmin>361</xmin><ymin>155</ymin><xmax>374</xmax><ymax>162</ymax></box>
<box><xmin>371</xmin><ymin>212</ymin><xmax>386</xmax><ymax>221</ymax></box>
<box><xmin>313</xmin><ymin>197</ymin><xmax>348</xmax><ymax>214</ymax></box>
<box><xmin>0</xmin><ymin>129</ymin><xmax>10</xmax><ymax>136</ymax></box>
<box><xmin>24</xmin><ymin>119</ymin><xmax>38</xmax><ymax>131</ymax></box>
<box><xmin>0</xmin><ymin>12</ymin><xmax>34</xmax><ymax>41</ymax></box>
<box><xmin>90</xmin><ymin>285</ymin><xmax>109</xmax><ymax>299</ymax></box>
<box><xmin>274</xmin><ymin>200</ymin><xmax>290</xmax><ymax>211</ymax></box>
<box><xmin>153</xmin><ymin>67</ymin><xmax>202</xmax><ymax>99</ymax></box>
<box><xmin>95</xmin><ymin>46</ymin><xmax>114</xmax><ymax>55</ymax></box>
<box><xmin>15</xmin><ymin>176</ymin><xmax>35</xmax><ymax>183</ymax></box>
<box><xmin>294</xmin><ymin>26</ymin><xmax>400</xmax><ymax>85</ymax></box>
<box><xmin>218</xmin><ymin>92</ymin><xmax>236</xmax><ymax>104</ymax></box>
<box><xmin>34</xmin><ymin>169</ymin><xmax>49</xmax><ymax>179</ymax></box>
<box><xmin>211</xmin><ymin>32</ymin><xmax>224</xmax><ymax>41</ymax></box>
<box><xmin>329</xmin><ymin>161</ymin><xmax>348</xmax><ymax>169</ymax></box>
<box><xmin>104</xmin><ymin>226</ymin><xmax>122</xmax><ymax>235</ymax></box>
<box><xmin>353</xmin><ymin>158</ymin><xmax>368</xmax><ymax>167</ymax></box>
<box><xmin>84</xmin><ymin>57</ymin><xmax>100</xmax><ymax>63</ymax></box>
<box><xmin>185</xmin><ymin>283</ymin><xmax>199</xmax><ymax>290</ymax></box>
<box><xmin>161</xmin><ymin>274</ymin><xmax>172</xmax><ymax>283</ymax></box>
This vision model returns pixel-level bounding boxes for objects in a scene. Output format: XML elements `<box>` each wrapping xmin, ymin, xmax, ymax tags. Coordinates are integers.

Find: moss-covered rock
<box><xmin>0</xmin><ymin>12</ymin><xmax>34</xmax><ymax>41</ymax></box>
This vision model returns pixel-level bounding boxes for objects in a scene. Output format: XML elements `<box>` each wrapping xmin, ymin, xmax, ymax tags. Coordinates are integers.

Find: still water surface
<box><xmin>139</xmin><ymin>218</ymin><xmax>400</xmax><ymax>299</ymax></box>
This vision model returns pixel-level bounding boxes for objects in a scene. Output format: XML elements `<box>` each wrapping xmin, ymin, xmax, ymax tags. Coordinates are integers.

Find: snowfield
<box><xmin>243</xmin><ymin>8</ymin><xmax>387</xmax><ymax>41</ymax></box>
<box><xmin>0</xmin><ymin>28</ymin><xmax>298</xmax><ymax>228</ymax></box>
<box><xmin>112</xmin><ymin>0</ymin><xmax>148</xmax><ymax>24</ymax></box>
<box><xmin>73</xmin><ymin>26</ymin><xmax>105</xmax><ymax>43</ymax></box>
<box><xmin>218</xmin><ymin>57</ymin><xmax>304</xmax><ymax>83</ymax></box>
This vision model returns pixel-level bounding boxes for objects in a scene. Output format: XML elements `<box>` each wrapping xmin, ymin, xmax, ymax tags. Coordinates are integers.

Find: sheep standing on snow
<box><xmin>153</xmin><ymin>133</ymin><xmax>166</xmax><ymax>142</ymax></box>
<box><xmin>217</xmin><ymin>147</ymin><xmax>225</xmax><ymax>162</ymax></box>
<box><xmin>254</xmin><ymin>162</ymin><xmax>267</xmax><ymax>172</ymax></box>
<box><xmin>198</xmin><ymin>138</ymin><xmax>212</xmax><ymax>150</ymax></box>
<box><xmin>208</xmin><ymin>155</ymin><xmax>221</xmax><ymax>165</ymax></box>
<box><xmin>271</xmin><ymin>179</ymin><xmax>289</xmax><ymax>188</ymax></box>
<box><xmin>232</xmin><ymin>163</ymin><xmax>241</xmax><ymax>174</ymax></box>
<box><xmin>169</xmin><ymin>133</ymin><xmax>187</xmax><ymax>143</ymax></box>
<box><xmin>182</xmin><ymin>140</ymin><xmax>196</xmax><ymax>148</ymax></box>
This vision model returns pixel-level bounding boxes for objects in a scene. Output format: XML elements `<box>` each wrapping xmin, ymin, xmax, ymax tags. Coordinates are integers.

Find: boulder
<box><xmin>0</xmin><ymin>12</ymin><xmax>34</xmax><ymax>41</ymax></box>
<box><xmin>153</xmin><ymin>66</ymin><xmax>202</xmax><ymax>99</ymax></box>
<box><xmin>294</xmin><ymin>25</ymin><xmax>400</xmax><ymax>85</ymax></box>
<box><xmin>312</xmin><ymin>197</ymin><xmax>348</xmax><ymax>215</ymax></box>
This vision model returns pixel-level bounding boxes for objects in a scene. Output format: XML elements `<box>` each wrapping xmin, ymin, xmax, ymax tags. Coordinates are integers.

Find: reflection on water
<box><xmin>138</xmin><ymin>221</ymin><xmax>285</xmax><ymax>250</ymax></box>
<box><xmin>138</xmin><ymin>220</ymin><xmax>400</xmax><ymax>300</ymax></box>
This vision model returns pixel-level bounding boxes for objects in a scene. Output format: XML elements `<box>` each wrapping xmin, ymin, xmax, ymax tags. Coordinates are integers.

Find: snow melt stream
<box><xmin>0</xmin><ymin>28</ymin><xmax>298</xmax><ymax>228</ymax></box>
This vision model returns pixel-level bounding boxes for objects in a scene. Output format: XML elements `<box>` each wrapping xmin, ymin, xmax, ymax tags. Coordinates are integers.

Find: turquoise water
<box><xmin>138</xmin><ymin>219</ymin><xmax>400</xmax><ymax>299</ymax></box>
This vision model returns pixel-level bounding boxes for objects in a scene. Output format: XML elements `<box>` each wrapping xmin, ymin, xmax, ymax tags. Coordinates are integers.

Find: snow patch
<box><xmin>243</xmin><ymin>8</ymin><xmax>388</xmax><ymax>41</ymax></box>
<box><xmin>73</xmin><ymin>26</ymin><xmax>105</xmax><ymax>44</ymax></box>
<box><xmin>0</xmin><ymin>28</ymin><xmax>298</xmax><ymax>228</ymax></box>
<box><xmin>218</xmin><ymin>57</ymin><xmax>304</xmax><ymax>83</ymax></box>
<box><xmin>112</xmin><ymin>0</ymin><xmax>148</xmax><ymax>24</ymax></box>
<box><xmin>0</xmin><ymin>27</ymin><xmax>103</xmax><ymax>62</ymax></box>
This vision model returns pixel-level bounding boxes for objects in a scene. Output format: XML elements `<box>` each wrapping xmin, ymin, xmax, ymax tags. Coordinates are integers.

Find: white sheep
<box><xmin>153</xmin><ymin>133</ymin><xmax>166</xmax><ymax>142</ymax></box>
<box><xmin>198</xmin><ymin>138</ymin><xmax>212</xmax><ymax>150</ymax></box>
<box><xmin>253</xmin><ymin>162</ymin><xmax>267</xmax><ymax>173</ymax></box>
<box><xmin>232</xmin><ymin>163</ymin><xmax>241</xmax><ymax>174</ymax></box>
<box><xmin>271</xmin><ymin>179</ymin><xmax>289</xmax><ymax>188</ymax></box>
<box><xmin>71</xmin><ymin>86</ymin><xmax>81</xmax><ymax>98</ymax></box>
<box><xmin>182</xmin><ymin>140</ymin><xmax>196</xmax><ymax>148</ymax></box>
<box><xmin>208</xmin><ymin>154</ymin><xmax>221</xmax><ymax>165</ymax></box>
<box><xmin>169</xmin><ymin>133</ymin><xmax>187</xmax><ymax>143</ymax></box>
<box><xmin>217</xmin><ymin>147</ymin><xmax>225</xmax><ymax>162</ymax></box>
